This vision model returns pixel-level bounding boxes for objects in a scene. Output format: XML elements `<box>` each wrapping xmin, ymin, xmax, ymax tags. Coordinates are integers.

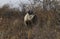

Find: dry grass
<box><xmin>0</xmin><ymin>6</ymin><xmax>60</xmax><ymax>39</ymax></box>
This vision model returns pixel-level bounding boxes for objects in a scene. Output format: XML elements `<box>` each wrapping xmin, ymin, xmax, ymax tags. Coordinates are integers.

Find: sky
<box><xmin>0</xmin><ymin>0</ymin><xmax>34</xmax><ymax>8</ymax></box>
<box><xmin>0</xmin><ymin>0</ymin><xmax>60</xmax><ymax>7</ymax></box>
<box><xmin>0</xmin><ymin>0</ymin><xmax>59</xmax><ymax>11</ymax></box>
<box><xmin>0</xmin><ymin>0</ymin><xmax>44</xmax><ymax>7</ymax></box>
<box><xmin>0</xmin><ymin>0</ymin><xmax>42</xmax><ymax>11</ymax></box>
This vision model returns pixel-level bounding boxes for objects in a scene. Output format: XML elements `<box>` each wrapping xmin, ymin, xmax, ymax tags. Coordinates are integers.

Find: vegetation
<box><xmin>0</xmin><ymin>0</ymin><xmax>60</xmax><ymax>39</ymax></box>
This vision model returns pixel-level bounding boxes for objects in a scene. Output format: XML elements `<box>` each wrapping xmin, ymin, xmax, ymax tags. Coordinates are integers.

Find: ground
<box><xmin>0</xmin><ymin>8</ymin><xmax>60</xmax><ymax>39</ymax></box>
